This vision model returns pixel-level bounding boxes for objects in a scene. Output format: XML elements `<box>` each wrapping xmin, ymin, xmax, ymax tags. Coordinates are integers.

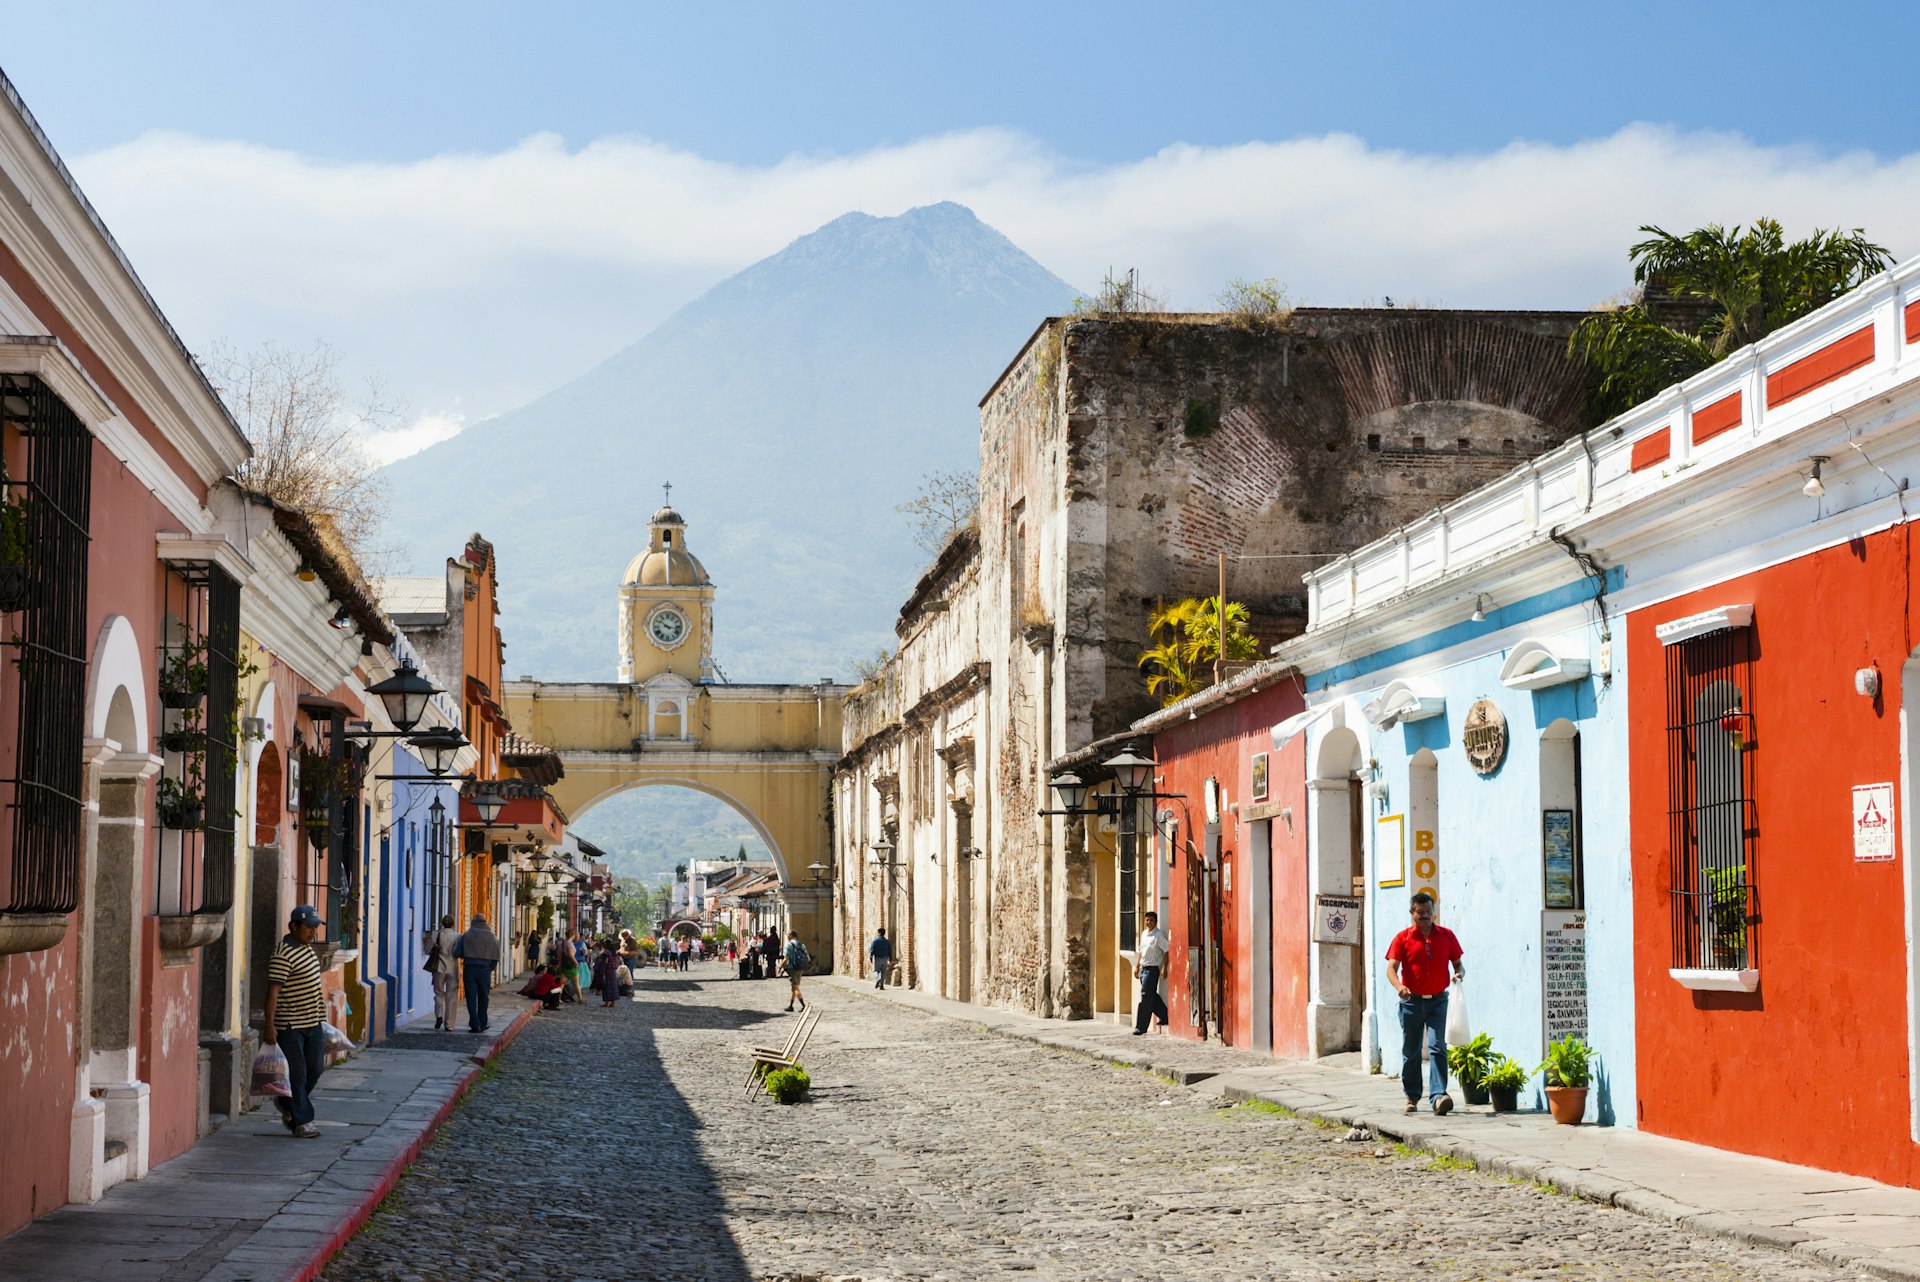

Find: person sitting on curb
<box><xmin>523</xmin><ymin>964</ymin><xmax>564</xmax><ymax>1011</ymax></box>
<box><xmin>264</xmin><ymin>904</ymin><xmax>327</xmax><ymax>1139</ymax></box>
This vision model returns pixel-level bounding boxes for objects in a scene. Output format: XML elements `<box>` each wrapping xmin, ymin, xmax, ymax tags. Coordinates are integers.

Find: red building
<box><xmin>1135</xmin><ymin>666</ymin><xmax>1307</xmax><ymax>1053</ymax></box>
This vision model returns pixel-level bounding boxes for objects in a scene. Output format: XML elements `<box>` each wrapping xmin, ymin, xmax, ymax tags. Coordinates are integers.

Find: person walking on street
<box><xmin>423</xmin><ymin>913</ymin><xmax>460</xmax><ymax>1031</ymax></box>
<box><xmin>592</xmin><ymin>938</ymin><xmax>623</xmax><ymax>1008</ymax></box>
<box><xmin>264</xmin><ymin>904</ymin><xmax>327</xmax><ymax>1138</ymax></box>
<box><xmin>783</xmin><ymin>930</ymin><xmax>812</xmax><ymax>1011</ymax></box>
<box><xmin>760</xmin><ymin>929</ymin><xmax>780</xmax><ymax>980</ymax></box>
<box><xmin>868</xmin><ymin>927</ymin><xmax>894</xmax><ymax>990</ymax></box>
<box><xmin>1132</xmin><ymin>911</ymin><xmax>1170</xmax><ymax>1035</ymax></box>
<box><xmin>455</xmin><ymin>913</ymin><xmax>502</xmax><ymax>1033</ymax></box>
<box><xmin>1386</xmin><ymin>891</ymin><xmax>1465</xmax><ymax>1115</ymax></box>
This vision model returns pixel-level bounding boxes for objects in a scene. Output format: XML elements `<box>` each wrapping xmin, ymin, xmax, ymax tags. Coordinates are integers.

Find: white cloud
<box><xmin>362</xmin><ymin>410</ymin><xmax>465</xmax><ymax>466</ymax></box>
<box><xmin>69</xmin><ymin>124</ymin><xmax>1920</xmax><ymax>443</ymax></box>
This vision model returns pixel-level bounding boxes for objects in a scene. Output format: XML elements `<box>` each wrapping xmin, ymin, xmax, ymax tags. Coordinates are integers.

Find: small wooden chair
<box><xmin>746</xmin><ymin>1008</ymin><xmax>819</xmax><ymax>1096</ymax></box>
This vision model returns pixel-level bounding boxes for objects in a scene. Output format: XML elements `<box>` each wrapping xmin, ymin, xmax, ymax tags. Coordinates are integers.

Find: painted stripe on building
<box><xmin>1304</xmin><ymin>566</ymin><xmax>1625</xmax><ymax>692</ymax></box>
<box><xmin>1630</xmin><ymin>426</ymin><xmax>1671</xmax><ymax>473</ymax></box>
<box><xmin>1692</xmin><ymin>390</ymin><xmax>1744</xmax><ymax>444</ymax></box>
<box><xmin>1766</xmin><ymin>326</ymin><xmax>1874</xmax><ymax>409</ymax></box>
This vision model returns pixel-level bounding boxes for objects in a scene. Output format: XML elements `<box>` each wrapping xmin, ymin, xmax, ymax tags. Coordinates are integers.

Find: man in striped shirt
<box><xmin>265</xmin><ymin>904</ymin><xmax>327</xmax><ymax>1139</ymax></box>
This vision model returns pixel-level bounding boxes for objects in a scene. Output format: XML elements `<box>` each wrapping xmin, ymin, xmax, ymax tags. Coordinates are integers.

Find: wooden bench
<box><xmin>746</xmin><ymin>1008</ymin><xmax>819</xmax><ymax>1097</ymax></box>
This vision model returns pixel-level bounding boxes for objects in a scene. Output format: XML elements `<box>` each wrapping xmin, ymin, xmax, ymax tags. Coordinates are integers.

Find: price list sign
<box><xmin>1541</xmin><ymin>909</ymin><xmax>1588</xmax><ymax>1044</ymax></box>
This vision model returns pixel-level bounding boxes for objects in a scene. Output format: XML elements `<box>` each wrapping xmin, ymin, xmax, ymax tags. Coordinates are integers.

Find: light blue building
<box><xmin>1273</xmin><ymin>466</ymin><xmax>1634</xmax><ymax>1124</ymax></box>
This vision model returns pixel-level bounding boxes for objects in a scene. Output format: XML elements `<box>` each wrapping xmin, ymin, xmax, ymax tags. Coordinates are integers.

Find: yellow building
<box><xmin>504</xmin><ymin>503</ymin><xmax>849</xmax><ymax>960</ymax></box>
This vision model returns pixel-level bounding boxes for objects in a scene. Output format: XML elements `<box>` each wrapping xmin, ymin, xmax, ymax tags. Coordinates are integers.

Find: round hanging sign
<box><xmin>1463</xmin><ymin>698</ymin><xmax>1508</xmax><ymax>776</ymax></box>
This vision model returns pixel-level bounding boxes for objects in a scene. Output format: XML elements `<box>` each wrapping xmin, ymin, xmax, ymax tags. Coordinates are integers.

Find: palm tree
<box><xmin>1137</xmin><ymin>598</ymin><xmax>1261</xmax><ymax>707</ymax></box>
<box><xmin>1570</xmin><ymin>219</ymin><xmax>1891</xmax><ymax>421</ymax></box>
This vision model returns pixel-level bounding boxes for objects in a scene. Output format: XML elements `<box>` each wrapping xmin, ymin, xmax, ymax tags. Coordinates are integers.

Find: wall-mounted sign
<box><xmin>1463</xmin><ymin>699</ymin><xmax>1508</xmax><ymax>776</ymax></box>
<box><xmin>1315</xmin><ymin>894</ymin><xmax>1363</xmax><ymax>945</ymax></box>
<box><xmin>1541</xmin><ymin>909</ymin><xmax>1588</xmax><ymax>1044</ymax></box>
<box><xmin>1542</xmin><ymin>808</ymin><xmax>1578</xmax><ymax>908</ymax></box>
<box><xmin>1376</xmin><ymin>814</ymin><xmax>1405</xmax><ymax>888</ymax></box>
<box><xmin>1250</xmin><ymin>751</ymin><xmax>1269</xmax><ymax>803</ymax></box>
<box><xmin>1854</xmin><ymin>783</ymin><xmax>1896</xmax><ymax>862</ymax></box>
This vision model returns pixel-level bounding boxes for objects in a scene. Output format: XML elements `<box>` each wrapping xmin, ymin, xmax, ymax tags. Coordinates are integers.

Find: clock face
<box><xmin>648</xmin><ymin>607</ymin><xmax>688</xmax><ymax>648</ymax></box>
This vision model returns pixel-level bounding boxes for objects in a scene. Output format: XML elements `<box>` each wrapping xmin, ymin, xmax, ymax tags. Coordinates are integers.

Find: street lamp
<box><xmin>365</xmin><ymin>658</ymin><xmax>439</xmax><ymax>733</ymax></box>
<box><xmin>469</xmin><ymin>785</ymin><xmax>507</xmax><ymax>826</ymax></box>
<box><xmin>806</xmin><ymin>860</ymin><xmax>830</xmax><ymax>884</ymax></box>
<box><xmin>1104</xmin><ymin>744</ymin><xmax>1156</xmax><ymax>795</ymax></box>
<box><xmin>1046</xmin><ymin>771</ymin><xmax>1090</xmax><ymax>813</ymax></box>
<box><xmin>406</xmin><ymin>725</ymin><xmax>468</xmax><ymax>777</ymax></box>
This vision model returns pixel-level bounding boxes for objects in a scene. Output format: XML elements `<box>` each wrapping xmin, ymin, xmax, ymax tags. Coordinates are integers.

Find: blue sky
<box><xmin>6</xmin><ymin>3</ymin><xmax>1920</xmax><ymax>458</ymax></box>
<box><xmin>11</xmin><ymin>3</ymin><xmax>1918</xmax><ymax>165</ymax></box>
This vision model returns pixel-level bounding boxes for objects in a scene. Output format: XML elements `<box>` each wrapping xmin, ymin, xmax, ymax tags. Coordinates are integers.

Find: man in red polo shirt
<box><xmin>1386</xmin><ymin>891</ymin><xmax>1465</xmax><ymax>1115</ymax></box>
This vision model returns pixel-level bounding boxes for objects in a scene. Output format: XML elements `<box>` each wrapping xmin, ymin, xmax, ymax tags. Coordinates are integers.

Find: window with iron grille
<box><xmin>1664</xmin><ymin>623</ymin><xmax>1756</xmax><ymax>971</ymax></box>
<box><xmin>0</xmin><ymin>375</ymin><xmax>92</xmax><ymax>918</ymax></box>
<box><xmin>155</xmin><ymin>563</ymin><xmax>240</xmax><ymax>916</ymax></box>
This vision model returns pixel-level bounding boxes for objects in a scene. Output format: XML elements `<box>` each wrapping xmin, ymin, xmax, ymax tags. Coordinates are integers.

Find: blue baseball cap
<box><xmin>290</xmin><ymin>904</ymin><xmax>322</xmax><ymax>926</ymax></box>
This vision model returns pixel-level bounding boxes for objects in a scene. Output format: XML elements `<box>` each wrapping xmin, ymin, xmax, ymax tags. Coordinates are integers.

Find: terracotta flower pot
<box><xmin>1545</xmin><ymin>1085</ymin><xmax>1588</xmax><ymax>1124</ymax></box>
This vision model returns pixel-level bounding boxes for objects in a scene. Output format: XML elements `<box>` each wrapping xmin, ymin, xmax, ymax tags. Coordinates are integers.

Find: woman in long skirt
<box><xmin>594</xmin><ymin>939</ymin><xmax>623</xmax><ymax>1008</ymax></box>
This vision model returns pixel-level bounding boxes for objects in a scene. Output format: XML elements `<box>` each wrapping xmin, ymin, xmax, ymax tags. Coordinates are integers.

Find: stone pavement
<box><xmin>323</xmin><ymin>964</ymin><xmax>1863</xmax><ymax>1281</ymax></box>
<box><xmin>0</xmin><ymin>1001</ymin><xmax>534</xmax><ymax>1282</ymax></box>
<box><xmin>846</xmin><ymin>976</ymin><xmax>1920</xmax><ymax>1282</ymax></box>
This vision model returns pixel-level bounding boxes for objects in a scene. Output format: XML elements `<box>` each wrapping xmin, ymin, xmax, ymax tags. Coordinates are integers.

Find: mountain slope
<box><xmin>380</xmin><ymin>201</ymin><xmax>1077</xmax><ymax>684</ymax></box>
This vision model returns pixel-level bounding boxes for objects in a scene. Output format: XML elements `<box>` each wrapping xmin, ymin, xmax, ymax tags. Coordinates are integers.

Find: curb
<box><xmin>840</xmin><ymin>979</ymin><xmax>1920</xmax><ymax>1282</ymax></box>
<box><xmin>277</xmin><ymin>1002</ymin><xmax>535</xmax><ymax>1282</ymax></box>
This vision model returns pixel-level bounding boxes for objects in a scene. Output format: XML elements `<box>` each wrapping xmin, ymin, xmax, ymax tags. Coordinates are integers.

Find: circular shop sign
<box><xmin>1463</xmin><ymin>698</ymin><xmax>1508</xmax><ymax>776</ymax></box>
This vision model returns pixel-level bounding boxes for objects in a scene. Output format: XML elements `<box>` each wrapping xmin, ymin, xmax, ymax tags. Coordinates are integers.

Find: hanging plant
<box><xmin>156</xmin><ymin>775</ymin><xmax>205</xmax><ymax>831</ymax></box>
<box><xmin>159</xmin><ymin>639</ymin><xmax>209</xmax><ymax>710</ymax></box>
<box><xmin>0</xmin><ymin>462</ymin><xmax>31</xmax><ymax>614</ymax></box>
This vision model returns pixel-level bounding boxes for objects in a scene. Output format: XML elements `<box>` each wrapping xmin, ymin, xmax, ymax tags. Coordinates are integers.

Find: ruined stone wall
<box><xmin>849</xmin><ymin>307</ymin><xmax>1595</xmax><ymax>1020</ymax></box>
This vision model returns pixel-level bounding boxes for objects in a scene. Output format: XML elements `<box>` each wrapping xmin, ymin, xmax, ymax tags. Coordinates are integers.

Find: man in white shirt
<box><xmin>1132</xmin><ymin>911</ymin><xmax>1170</xmax><ymax>1035</ymax></box>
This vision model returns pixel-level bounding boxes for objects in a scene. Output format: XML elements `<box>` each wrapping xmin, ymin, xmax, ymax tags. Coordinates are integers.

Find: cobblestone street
<box><xmin>317</xmin><ymin>968</ymin><xmax>1860</xmax><ymax>1282</ymax></box>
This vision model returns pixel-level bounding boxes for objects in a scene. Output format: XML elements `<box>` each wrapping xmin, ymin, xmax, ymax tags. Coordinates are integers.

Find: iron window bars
<box><xmin>1665</xmin><ymin>624</ymin><xmax>1758</xmax><ymax>971</ymax></box>
<box><xmin>155</xmin><ymin>563</ymin><xmax>239</xmax><ymax>916</ymax></box>
<box><xmin>295</xmin><ymin>710</ymin><xmax>358</xmax><ymax>941</ymax></box>
<box><xmin>0</xmin><ymin>375</ymin><xmax>91</xmax><ymax>917</ymax></box>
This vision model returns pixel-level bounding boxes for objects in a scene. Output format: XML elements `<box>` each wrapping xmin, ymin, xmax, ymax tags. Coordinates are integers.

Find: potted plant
<box><xmin>1483</xmin><ymin>1055</ymin><xmax>1529</xmax><ymax>1113</ymax></box>
<box><xmin>1537</xmin><ymin>1035</ymin><xmax>1592</xmax><ymax>1125</ymax></box>
<box><xmin>159</xmin><ymin>706</ymin><xmax>206</xmax><ymax>756</ymax></box>
<box><xmin>159</xmin><ymin>640</ymin><xmax>208</xmax><ymax>710</ymax></box>
<box><xmin>156</xmin><ymin>775</ymin><xmax>205</xmax><ymax>831</ymax></box>
<box><xmin>0</xmin><ymin>473</ymin><xmax>30</xmax><ymax>613</ymax></box>
<box><xmin>1706</xmin><ymin>865</ymin><xmax>1748</xmax><ymax>969</ymax></box>
<box><xmin>1447</xmin><ymin>1031</ymin><xmax>1495</xmax><ymax>1106</ymax></box>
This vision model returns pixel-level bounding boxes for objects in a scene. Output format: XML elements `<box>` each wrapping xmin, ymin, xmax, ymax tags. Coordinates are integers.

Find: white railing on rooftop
<box><xmin>1302</xmin><ymin>256</ymin><xmax>1920</xmax><ymax>627</ymax></box>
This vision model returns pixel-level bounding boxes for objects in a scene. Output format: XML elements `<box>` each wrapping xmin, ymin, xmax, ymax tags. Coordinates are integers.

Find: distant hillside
<box><xmin>573</xmin><ymin>787</ymin><xmax>769</xmax><ymax>887</ymax></box>
<box><xmin>380</xmin><ymin>201</ymin><xmax>1078</xmax><ymax>685</ymax></box>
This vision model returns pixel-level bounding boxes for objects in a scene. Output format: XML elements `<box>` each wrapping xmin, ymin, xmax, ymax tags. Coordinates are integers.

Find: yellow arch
<box><xmin>569</xmin><ymin>775</ymin><xmax>788</xmax><ymax>878</ymax></box>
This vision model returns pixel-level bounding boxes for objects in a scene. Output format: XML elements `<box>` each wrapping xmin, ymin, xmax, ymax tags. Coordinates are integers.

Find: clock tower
<box><xmin>617</xmin><ymin>495</ymin><xmax>715</xmax><ymax>687</ymax></box>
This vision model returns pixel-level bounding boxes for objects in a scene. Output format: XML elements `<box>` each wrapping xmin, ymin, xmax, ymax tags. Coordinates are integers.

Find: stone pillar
<box><xmin>91</xmin><ymin>751</ymin><xmax>161</xmax><ymax>1183</ymax></box>
<box><xmin>69</xmin><ymin>738</ymin><xmax>117</xmax><ymax>1205</ymax></box>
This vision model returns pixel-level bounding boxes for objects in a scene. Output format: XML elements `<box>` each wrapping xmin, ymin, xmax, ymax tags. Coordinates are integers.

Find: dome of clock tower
<box><xmin>622</xmin><ymin>504</ymin><xmax>710</xmax><ymax>587</ymax></box>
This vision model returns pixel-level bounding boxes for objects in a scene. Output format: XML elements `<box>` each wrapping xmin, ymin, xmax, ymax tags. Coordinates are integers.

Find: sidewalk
<box><xmin>0</xmin><ymin>1002</ymin><xmax>534</xmax><ymax>1282</ymax></box>
<box><xmin>833</xmin><ymin>976</ymin><xmax>1920</xmax><ymax>1282</ymax></box>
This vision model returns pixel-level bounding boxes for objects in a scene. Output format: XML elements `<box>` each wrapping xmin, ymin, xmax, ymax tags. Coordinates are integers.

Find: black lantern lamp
<box><xmin>366</xmin><ymin>658</ymin><xmax>439</xmax><ymax>732</ymax></box>
<box><xmin>407</xmin><ymin>725</ymin><xmax>468</xmax><ymax>777</ymax></box>
<box><xmin>1047</xmin><ymin>771</ymin><xmax>1090</xmax><ymax>813</ymax></box>
<box><xmin>1105</xmin><ymin>745</ymin><xmax>1156</xmax><ymax>795</ymax></box>
<box><xmin>469</xmin><ymin>785</ymin><xmax>507</xmax><ymax>826</ymax></box>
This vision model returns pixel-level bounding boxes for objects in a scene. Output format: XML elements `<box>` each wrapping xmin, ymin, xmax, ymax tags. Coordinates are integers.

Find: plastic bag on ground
<box><xmin>1444</xmin><ymin>978</ymin><xmax>1470</xmax><ymax>1046</ymax></box>
<box><xmin>250</xmin><ymin>1042</ymin><xmax>290</xmax><ymax>1098</ymax></box>
<box><xmin>320</xmin><ymin>1021</ymin><xmax>354</xmax><ymax>1057</ymax></box>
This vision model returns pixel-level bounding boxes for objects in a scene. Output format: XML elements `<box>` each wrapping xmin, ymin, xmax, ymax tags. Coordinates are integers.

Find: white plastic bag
<box><xmin>1444</xmin><ymin>978</ymin><xmax>1470</xmax><ymax>1046</ymax></box>
<box><xmin>320</xmin><ymin>1021</ymin><xmax>354</xmax><ymax>1057</ymax></box>
<box><xmin>250</xmin><ymin>1042</ymin><xmax>290</xmax><ymax>1098</ymax></box>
